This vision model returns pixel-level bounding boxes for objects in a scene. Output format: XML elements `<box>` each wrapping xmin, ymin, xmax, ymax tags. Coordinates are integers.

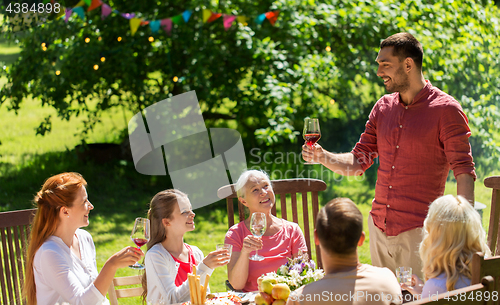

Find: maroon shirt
<box><xmin>351</xmin><ymin>81</ymin><xmax>476</xmax><ymax>236</ymax></box>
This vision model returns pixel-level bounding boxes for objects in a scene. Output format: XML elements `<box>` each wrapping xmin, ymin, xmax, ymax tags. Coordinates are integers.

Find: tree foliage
<box><xmin>1</xmin><ymin>0</ymin><xmax>499</xmax><ymax>166</ymax></box>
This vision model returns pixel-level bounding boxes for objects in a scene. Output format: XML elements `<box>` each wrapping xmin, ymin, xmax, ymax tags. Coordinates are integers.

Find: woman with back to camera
<box><xmin>403</xmin><ymin>194</ymin><xmax>491</xmax><ymax>298</ymax></box>
<box><xmin>225</xmin><ymin>170</ymin><xmax>308</xmax><ymax>292</ymax></box>
<box><xmin>23</xmin><ymin>172</ymin><xmax>143</xmax><ymax>305</ymax></box>
<box><xmin>142</xmin><ymin>189</ymin><xmax>229</xmax><ymax>304</ymax></box>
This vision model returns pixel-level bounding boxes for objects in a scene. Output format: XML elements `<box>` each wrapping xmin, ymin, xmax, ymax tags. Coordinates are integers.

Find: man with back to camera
<box><xmin>286</xmin><ymin>197</ymin><xmax>402</xmax><ymax>305</ymax></box>
<box><xmin>302</xmin><ymin>32</ymin><xmax>476</xmax><ymax>279</ymax></box>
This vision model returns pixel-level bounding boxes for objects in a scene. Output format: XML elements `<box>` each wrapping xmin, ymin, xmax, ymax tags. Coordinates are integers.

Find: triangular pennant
<box><xmin>130</xmin><ymin>18</ymin><xmax>142</xmax><ymax>35</ymax></box>
<box><xmin>87</xmin><ymin>0</ymin><xmax>102</xmax><ymax>12</ymax></box>
<box><xmin>207</xmin><ymin>12</ymin><xmax>222</xmax><ymax>23</ymax></box>
<box><xmin>149</xmin><ymin>20</ymin><xmax>161</xmax><ymax>33</ymax></box>
<box><xmin>160</xmin><ymin>18</ymin><xmax>172</xmax><ymax>35</ymax></box>
<box><xmin>72</xmin><ymin>7</ymin><xmax>85</xmax><ymax>20</ymax></box>
<box><xmin>65</xmin><ymin>8</ymin><xmax>72</xmax><ymax>23</ymax></box>
<box><xmin>122</xmin><ymin>13</ymin><xmax>135</xmax><ymax>19</ymax></box>
<box><xmin>236</xmin><ymin>16</ymin><xmax>247</xmax><ymax>25</ymax></box>
<box><xmin>202</xmin><ymin>9</ymin><xmax>211</xmax><ymax>23</ymax></box>
<box><xmin>182</xmin><ymin>10</ymin><xmax>192</xmax><ymax>23</ymax></box>
<box><xmin>83</xmin><ymin>0</ymin><xmax>92</xmax><ymax>5</ymax></box>
<box><xmin>74</xmin><ymin>0</ymin><xmax>86</xmax><ymax>7</ymax></box>
<box><xmin>101</xmin><ymin>3</ymin><xmax>112</xmax><ymax>19</ymax></box>
<box><xmin>265</xmin><ymin>11</ymin><xmax>280</xmax><ymax>26</ymax></box>
<box><xmin>255</xmin><ymin>13</ymin><xmax>266</xmax><ymax>25</ymax></box>
<box><xmin>172</xmin><ymin>15</ymin><xmax>183</xmax><ymax>25</ymax></box>
<box><xmin>223</xmin><ymin>15</ymin><xmax>237</xmax><ymax>31</ymax></box>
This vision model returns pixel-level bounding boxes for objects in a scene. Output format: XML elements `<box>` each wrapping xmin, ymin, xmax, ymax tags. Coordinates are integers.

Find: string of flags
<box><xmin>55</xmin><ymin>0</ymin><xmax>280</xmax><ymax>35</ymax></box>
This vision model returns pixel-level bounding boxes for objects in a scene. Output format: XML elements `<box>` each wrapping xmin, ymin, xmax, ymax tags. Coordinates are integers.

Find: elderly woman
<box><xmin>403</xmin><ymin>194</ymin><xmax>491</xmax><ymax>297</ymax></box>
<box><xmin>23</xmin><ymin>172</ymin><xmax>143</xmax><ymax>305</ymax></box>
<box><xmin>225</xmin><ymin>170</ymin><xmax>308</xmax><ymax>292</ymax></box>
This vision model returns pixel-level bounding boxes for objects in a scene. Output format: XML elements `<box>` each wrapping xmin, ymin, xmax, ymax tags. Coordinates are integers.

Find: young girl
<box><xmin>403</xmin><ymin>195</ymin><xmax>491</xmax><ymax>297</ymax></box>
<box><xmin>225</xmin><ymin>170</ymin><xmax>308</xmax><ymax>292</ymax></box>
<box><xmin>142</xmin><ymin>189</ymin><xmax>229</xmax><ymax>304</ymax></box>
<box><xmin>23</xmin><ymin>172</ymin><xmax>143</xmax><ymax>305</ymax></box>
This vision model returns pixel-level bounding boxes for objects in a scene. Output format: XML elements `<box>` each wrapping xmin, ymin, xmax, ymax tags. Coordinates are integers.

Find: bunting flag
<box><xmin>255</xmin><ymin>13</ymin><xmax>266</xmax><ymax>25</ymax></box>
<box><xmin>236</xmin><ymin>16</ymin><xmax>247</xmax><ymax>25</ymax></box>
<box><xmin>161</xmin><ymin>18</ymin><xmax>172</xmax><ymax>35</ymax></box>
<box><xmin>172</xmin><ymin>15</ymin><xmax>183</xmax><ymax>25</ymax></box>
<box><xmin>182</xmin><ymin>10</ymin><xmax>192</xmax><ymax>23</ymax></box>
<box><xmin>223</xmin><ymin>15</ymin><xmax>237</xmax><ymax>31</ymax></box>
<box><xmin>64</xmin><ymin>8</ymin><xmax>72</xmax><ymax>23</ymax></box>
<box><xmin>101</xmin><ymin>4</ymin><xmax>112</xmax><ymax>19</ymax></box>
<box><xmin>72</xmin><ymin>7</ymin><xmax>86</xmax><ymax>20</ymax></box>
<box><xmin>149</xmin><ymin>20</ymin><xmax>161</xmax><ymax>33</ymax></box>
<box><xmin>53</xmin><ymin>0</ymin><xmax>281</xmax><ymax>36</ymax></box>
<box><xmin>74</xmin><ymin>0</ymin><xmax>86</xmax><ymax>7</ymax></box>
<box><xmin>87</xmin><ymin>0</ymin><xmax>102</xmax><ymax>12</ymax></box>
<box><xmin>121</xmin><ymin>13</ymin><xmax>135</xmax><ymax>19</ymax></box>
<box><xmin>265</xmin><ymin>11</ymin><xmax>279</xmax><ymax>26</ymax></box>
<box><xmin>202</xmin><ymin>9</ymin><xmax>211</xmax><ymax>23</ymax></box>
<box><xmin>130</xmin><ymin>18</ymin><xmax>142</xmax><ymax>35</ymax></box>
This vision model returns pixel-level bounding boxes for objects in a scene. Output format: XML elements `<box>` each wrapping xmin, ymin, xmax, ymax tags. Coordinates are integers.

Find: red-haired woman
<box><xmin>23</xmin><ymin>172</ymin><xmax>144</xmax><ymax>305</ymax></box>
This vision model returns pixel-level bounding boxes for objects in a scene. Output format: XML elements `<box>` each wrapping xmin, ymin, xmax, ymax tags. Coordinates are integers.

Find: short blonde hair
<box><xmin>419</xmin><ymin>195</ymin><xmax>491</xmax><ymax>291</ymax></box>
<box><xmin>235</xmin><ymin>170</ymin><xmax>271</xmax><ymax>198</ymax></box>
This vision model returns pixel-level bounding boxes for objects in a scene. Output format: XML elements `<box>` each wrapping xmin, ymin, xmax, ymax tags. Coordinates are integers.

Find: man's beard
<box><xmin>385</xmin><ymin>65</ymin><xmax>410</xmax><ymax>93</ymax></box>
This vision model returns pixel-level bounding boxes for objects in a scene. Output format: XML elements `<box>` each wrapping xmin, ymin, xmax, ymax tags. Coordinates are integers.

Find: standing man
<box><xmin>302</xmin><ymin>32</ymin><xmax>476</xmax><ymax>279</ymax></box>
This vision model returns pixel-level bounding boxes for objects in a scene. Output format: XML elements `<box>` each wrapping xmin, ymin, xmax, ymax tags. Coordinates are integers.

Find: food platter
<box><xmin>181</xmin><ymin>292</ymin><xmax>257</xmax><ymax>305</ymax></box>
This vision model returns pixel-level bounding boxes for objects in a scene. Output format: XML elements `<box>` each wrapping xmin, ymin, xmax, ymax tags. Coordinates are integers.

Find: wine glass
<box><xmin>129</xmin><ymin>217</ymin><xmax>150</xmax><ymax>269</ymax></box>
<box><xmin>303</xmin><ymin>118</ymin><xmax>321</xmax><ymax>165</ymax></box>
<box><xmin>249</xmin><ymin>212</ymin><xmax>266</xmax><ymax>261</ymax></box>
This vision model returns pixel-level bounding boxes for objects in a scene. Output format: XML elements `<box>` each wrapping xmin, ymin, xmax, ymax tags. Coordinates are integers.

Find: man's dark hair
<box><xmin>381</xmin><ymin>32</ymin><xmax>423</xmax><ymax>70</ymax></box>
<box><xmin>315</xmin><ymin>197</ymin><xmax>363</xmax><ymax>256</ymax></box>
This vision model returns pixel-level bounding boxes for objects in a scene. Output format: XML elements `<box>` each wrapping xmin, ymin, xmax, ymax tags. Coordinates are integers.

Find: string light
<box><xmin>41</xmin><ymin>42</ymin><xmax>46</xmax><ymax>48</ymax></box>
<box><xmin>330</xmin><ymin>99</ymin><xmax>335</xmax><ymax>105</ymax></box>
<box><xmin>93</xmin><ymin>65</ymin><xmax>99</xmax><ymax>70</ymax></box>
<box><xmin>325</xmin><ymin>46</ymin><xmax>331</xmax><ymax>52</ymax></box>
<box><xmin>117</xmin><ymin>37</ymin><xmax>122</xmax><ymax>42</ymax></box>
<box><xmin>55</xmin><ymin>70</ymin><xmax>61</xmax><ymax>75</ymax></box>
<box><xmin>85</xmin><ymin>37</ymin><xmax>90</xmax><ymax>43</ymax></box>
<box><xmin>98</xmin><ymin>36</ymin><xmax>102</xmax><ymax>41</ymax></box>
<box><xmin>42</xmin><ymin>46</ymin><xmax>47</xmax><ymax>51</ymax></box>
<box><xmin>101</xmin><ymin>57</ymin><xmax>106</xmax><ymax>62</ymax></box>
<box><xmin>148</xmin><ymin>36</ymin><xmax>154</xmax><ymax>42</ymax></box>
<box><xmin>173</xmin><ymin>76</ymin><xmax>178</xmax><ymax>82</ymax></box>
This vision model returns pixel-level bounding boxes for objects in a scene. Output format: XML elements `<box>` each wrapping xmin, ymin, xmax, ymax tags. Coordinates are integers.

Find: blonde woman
<box><xmin>23</xmin><ymin>172</ymin><xmax>143</xmax><ymax>305</ymax></box>
<box><xmin>403</xmin><ymin>195</ymin><xmax>491</xmax><ymax>297</ymax></box>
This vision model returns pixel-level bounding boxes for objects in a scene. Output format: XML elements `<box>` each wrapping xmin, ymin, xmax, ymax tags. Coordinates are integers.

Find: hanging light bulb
<box><xmin>42</xmin><ymin>46</ymin><xmax>47</xmax><ymax>51</ymax></box>
<box><xmin>55</xmin><ymin>70</ymin><xmax>61</xmax><ymax>75</ymax></box>
<box><xmin>330</xmin><ymin>99</ymin><xmax>335</xmax><ymax>105</ymax></box>
<box><xmin>93</xmin><ymin>64</ymin><xmax>99</xmax><ymax>70</ymax></box>
<box><xmin>101</xmin><ymin>57</ymin><xmax>106</xmax><ymax>62</ymax></box>
<box><xmin>148</xmin><ymin>36</ymin><xmax>154</xmax><ymax>42</ymax></box>
<box><xmin>117</xmin><ymin>37</ymin><xmax>122</xmax><ymax>42</ymax></box>
<box><xmin>325</xmin><ymin>46</ymin><xmax>331</xmax><ymax>52</ymax></box>
<box><xmin>85</xmin><ymin>37</ymin><xmax>90</xmax><ymax>43</ymax></box>
<box><xmin>173</xmin><ymin>76</ymin><xmax>179</xmax><ymax>82</ymax></box>
<box><xmin>41</xmin><ymin>42</ymin><xmax>46</xmax><ymax>48</ymax></box>
<box><xmin>98</xmin><ymin>36</ymin><xmax>102</xmax><ymax>41</ymax></box>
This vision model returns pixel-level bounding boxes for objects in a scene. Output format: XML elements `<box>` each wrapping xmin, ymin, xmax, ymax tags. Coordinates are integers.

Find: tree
<box><xmin>1</xmin><ymin>0</ymin><xmax>499</xmax><ymax>169</ymax></box>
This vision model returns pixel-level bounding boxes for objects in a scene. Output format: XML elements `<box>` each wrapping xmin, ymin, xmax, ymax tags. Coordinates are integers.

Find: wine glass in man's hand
<box><xmin>303</xmin><ymin>118</ymin><xmax>321</xmax><ymax>165</ymax></box>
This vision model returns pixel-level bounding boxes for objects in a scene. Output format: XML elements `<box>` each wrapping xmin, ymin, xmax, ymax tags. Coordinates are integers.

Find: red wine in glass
<box><xmin>304</xmin><ymin>133</ymin><xmax>321</xmax><ymax>147</ymax></box>
<box><xmin>132</xmin><ymin>238</ymin><xmax>148</xmax><ymax>248</ymax></box>
<box><xmin>303</xmin><ymin>118</ymin><xmax>321</xmax><ymax>165</ymax></box>
<box><xmin>129</xmin><ymin>217</ymin><xmax>150</xmax><ymax>270</ymax></box>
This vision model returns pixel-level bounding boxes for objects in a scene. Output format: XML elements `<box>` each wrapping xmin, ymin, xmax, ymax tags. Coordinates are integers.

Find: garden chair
<box><xmin>0</xmin><ymin>208</ymin><xmax>36</xmax><ymax>305</ymax></box>
<box><xmin>107</xmin><ymin>274</ymin><xmax>144</xmax><ymax>305</ymax></box>
<box><xmin>484</xmin><ymin>176</ymin><xmax>500</xmax><ymax>256</ymax></box>
<box><xmin>405</xmin><ymin>276</ymin><xmax>494</xmax><ymax>305</ymax></box>
<box><xmin>471</xmin><ymin>252</ymin><xmax>500</xmax><ymax>302</ymax></box>
<box><xmin>217</xmin><ymin>178</ymin><xmax>327</xmax><ymax>269</ymax></box>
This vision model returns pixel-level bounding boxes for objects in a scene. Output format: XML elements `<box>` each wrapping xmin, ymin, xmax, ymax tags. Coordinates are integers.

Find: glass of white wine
<box><xmin>249</xmin><ymin>212</ymin><xmax>266</xmax><ymax>261</ymax></box>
